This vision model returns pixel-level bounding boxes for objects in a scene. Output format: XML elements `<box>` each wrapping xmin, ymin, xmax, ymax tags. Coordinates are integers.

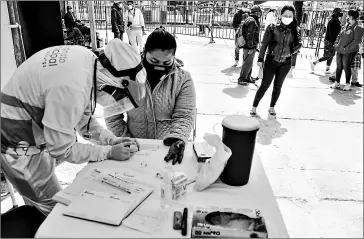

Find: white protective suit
<box><xmin>0</xmin><ymin>40</ymin><xmax>146</xmax><ymax>215</ymax></box>
<box><xmin>265</xmin><ymin>11</ymin><xmax>277</xmax><ymax>30</ymax></box>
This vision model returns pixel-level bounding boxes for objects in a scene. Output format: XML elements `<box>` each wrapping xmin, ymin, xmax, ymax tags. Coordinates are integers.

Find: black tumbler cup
<box><xmin>219</xmin><ymin>115</ymin><xmax>260</xmax><ymax>186</ymax></box>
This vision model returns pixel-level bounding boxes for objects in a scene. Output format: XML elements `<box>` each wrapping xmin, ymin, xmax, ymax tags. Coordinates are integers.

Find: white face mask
<box><xmin>281</xmin><ymin>17</ymin><xmax>293</xmax><ymax>25</ymax></box>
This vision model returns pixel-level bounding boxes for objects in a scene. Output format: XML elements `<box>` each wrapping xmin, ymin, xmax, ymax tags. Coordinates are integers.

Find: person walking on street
<box><xmin>232</xmin><ymin>3</ymin><xmax>250</xmax><ymax>66</ymax></box>
<box><xmin>264</xmin><ymin>8</ymin><xmax>277</xmax><ymax>30</ymax></box>
<box><xmin>237</xmin><ymin>5</ymin><xmax>262</xmax><ymax>85</ymax></box>
<box><xmin>111</xmin><ymin>1</ymin><xmax>125</xmax><ymax>41</ymax></box>
<box><xmin>125</xmin><ymin>1</ymin><xmax>146</xmax><ymax>55</ymax></box>
<box><xmin>250</xmin><ymin>5</ymin><xmax>302</xmax><ymax>117</ymax></box>
<box><xmin>310</xmin><ymin>8</ymin><xmax>343</xmax><ymax>74</ymax></box>
<box><xmin>331</xmin><ymin>9</ymin><xmax>364</xmax><ymax>91</ymax></box>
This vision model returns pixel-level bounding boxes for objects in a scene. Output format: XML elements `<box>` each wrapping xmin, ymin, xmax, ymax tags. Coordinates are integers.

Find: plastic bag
<box><xmin>194</xmin><ymin>133</ymin><xmax>232</xmax><ymax>192</ymax></box>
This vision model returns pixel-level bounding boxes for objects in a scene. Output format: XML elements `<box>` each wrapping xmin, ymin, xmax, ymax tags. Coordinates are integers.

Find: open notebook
<box><xmin>60</xmin><ymin>168</ymin><xmax>154</xmax><ymax>226</ymax></box>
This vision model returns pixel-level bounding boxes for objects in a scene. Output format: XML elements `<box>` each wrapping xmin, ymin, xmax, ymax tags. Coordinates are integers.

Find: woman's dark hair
<box><xmin>281</xmin><ymin>5</ymin><xmax>296</xmax><ymax>16</ymax></box>
<box><xmin>144</xmin><ymin>27</ymin><xmax>177</xmax><ymax>54</ymax></box>
<box><xmin>280</xmin><ymin>5</ymin><xmax>299</xmax><ymax>45</ymax></box>
<box><xmin>348</xmin><ymin>9</ymin><xmax>360</xmax><ymax>20</ymax></box>
<box><xmin>332</xmin><ymin>8</ymin><xmax>342</xmax><ymax>18</ymax></box>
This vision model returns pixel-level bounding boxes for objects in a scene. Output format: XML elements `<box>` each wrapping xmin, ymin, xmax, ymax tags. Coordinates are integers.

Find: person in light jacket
<box><xmin>331</xmin><ymin>9</ymin><xmax>364</xmax><ymax>91</ymax></box>
<box><xmin>105</xmin><ymin>27</ymin><xmax>196</xmax><ymax>165</ymax></box>
<box><xmin>0</xmin><ymin>40</ymin><xmax>144</xmax><ymax>215</ymax></box>
<box><xmin>125</xmin><ymin>1</ymin><xmax>146</xmax><ymax>54</ymax></box>
<box><xmin>264</xmin><ymin>8</ymin><xmax>277</xmax><ymax>30</ymax></box>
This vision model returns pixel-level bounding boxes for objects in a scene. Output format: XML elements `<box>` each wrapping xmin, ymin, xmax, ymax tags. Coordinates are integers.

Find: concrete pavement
<box><xmin>1</xmin><ymin>32</ymin><xmax>363</xmax><ymax>238</ymax></box>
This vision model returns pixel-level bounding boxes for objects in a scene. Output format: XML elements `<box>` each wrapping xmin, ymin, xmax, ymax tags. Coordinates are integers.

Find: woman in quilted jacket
<box><xmin>250</xmin><ymin>5</ymin><xmax>302</xmax><ymax>117</ymax></box>
<box><xmin>331</xmin><ymin>9</ymin><xmax>364</xmax><ymax>91</ymax></box>
<box><xmin>105</xmin><ymin>27</ymin><xmax>196</xmax><ymax>165</ymax></box>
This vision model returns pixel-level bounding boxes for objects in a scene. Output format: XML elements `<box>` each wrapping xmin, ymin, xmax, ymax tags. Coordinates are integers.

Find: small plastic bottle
<box><xmin>160</xmin><ymin>171</ymin><xmax>173</xmax><ymax>209</ymax></box>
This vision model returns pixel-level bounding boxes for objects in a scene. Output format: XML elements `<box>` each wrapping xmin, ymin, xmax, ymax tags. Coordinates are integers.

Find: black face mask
<box><xmin>142</xmin><ymin>57</ymin><xmax>173</xmax><ymax>81</ymax></box>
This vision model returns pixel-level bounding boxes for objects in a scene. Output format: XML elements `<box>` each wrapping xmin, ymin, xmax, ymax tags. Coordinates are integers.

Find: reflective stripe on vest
<box><xmin>1</xmin><ymin>92</ymin><xmax>44</xmax><ymax>127</ymax></box>
<box><xmin>1</xmin><ymin>93</ymin><xmax>45</xmax><ymax>149</ymax></box>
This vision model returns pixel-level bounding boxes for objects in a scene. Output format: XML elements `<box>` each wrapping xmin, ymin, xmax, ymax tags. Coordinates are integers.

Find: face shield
<box><xmin>93</xmin><ymin>53</ymin><xmax>146</xmax><ymax>118</ymax></box>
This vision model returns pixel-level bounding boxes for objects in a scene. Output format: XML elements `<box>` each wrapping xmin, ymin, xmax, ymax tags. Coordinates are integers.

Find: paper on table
<box><xmin>63</xmin><ymin>189</ymin><xmax>132</xmax><ymax>226</ymax></box>
<box><xmin>122</xmin><ymin>195</ymin><xmax>166</xmax><ymax>234</ymax></box>
<box><xmin>53</xmin><ymin>167</ymin><xmax>155</xmax><ymax>206</ymax></box>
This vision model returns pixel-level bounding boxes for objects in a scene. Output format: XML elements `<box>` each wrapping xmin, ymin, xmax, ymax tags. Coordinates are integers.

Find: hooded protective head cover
<box><xmin>94</xmin><ymin>39</ymin><xmax>146</xmax><ymax>118</ymax></box>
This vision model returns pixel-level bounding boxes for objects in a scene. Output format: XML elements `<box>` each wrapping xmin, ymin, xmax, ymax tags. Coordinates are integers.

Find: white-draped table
<box><xmin>35</xmin><ymin>139</ymin><xmax>289</xmax><ymax>238</ymax></box>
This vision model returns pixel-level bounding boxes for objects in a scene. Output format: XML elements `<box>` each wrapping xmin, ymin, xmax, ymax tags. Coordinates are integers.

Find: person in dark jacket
<box><xmin>237</xmin><ymin>5</ymin><xmax>262</xmax><ymax>84</ymax></box>
<box><xmin>111</xmin><ymin>1</ymin><xmax>124</xmax><ymax>41</ymax></box>
<box><xmin>250</xmin><ymin>5</ymin><xmax>302</xmax><ymax>117</ymax></box>
<box><xmin>63</xmin><ymin>6</ymin><xmax>83</xmax><ymax>41</ymax></box>
<box><xmin>331</xmin><ymin>9</ymin><xmax>364</xmax><ymax>91</ymax></box>
<box><xmin>232</xmin><ymin>4</ymin><xmax>250</xmax><ymax>66</ymax></box>
<box><xmin>310</xmin><ymin>8</ymin><xmax>343</xmax><ymax>74</ymax></box>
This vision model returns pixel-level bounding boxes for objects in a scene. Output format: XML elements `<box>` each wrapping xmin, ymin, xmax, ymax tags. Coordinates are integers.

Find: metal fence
<box><xmin>66</xmin><ymin>1</ymin><xmax>362</xmax><ymax>56</ymax></box>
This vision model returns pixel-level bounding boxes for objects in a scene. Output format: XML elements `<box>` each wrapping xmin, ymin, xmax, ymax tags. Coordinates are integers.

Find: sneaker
<box><xmin>233</xmin><ymin>60</ymin><xmax>239</xmax><ymax>67</ymax></box>
<box><xmin>330</xmin><ymin>82</ymin><xmax>341</xmax><ymax>89</ymax></box>
<box><xmin>351</xmin><ymin>82</ymin><xmax>363</xmax><ymax>87</ymax></box>
<box><xmin>343</xmin><ymin>84</ymin><xmax>351</xmax><ymax>91</ymax></box>
<box><xmin>250</xmin><ymin>110</ymin><xmax>258</xmax><ymax>117</ymax></box>
<box><xmin>238</xmin><ymin>80</ymin><xmax>248</xmax><ymax>85</ymax></box>
<box><xmin>328</xmin><ymin>76</ymin><xmax>336</xmax><ymax>82</ymax></box>
<box><xmin>310</xmin><ymin>61</ymin><xmax>316</xmax><ymax>72</ymax></box>
<box><xmin>268</xmin><ymin>108</ymin><xmax>276</xmax><ymax>116</ymax></box>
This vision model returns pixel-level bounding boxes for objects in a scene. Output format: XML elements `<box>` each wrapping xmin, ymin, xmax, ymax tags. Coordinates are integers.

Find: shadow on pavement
<box><xmin>222</xmin><ymin>85</ymin><xmax>249</xmax><ymax>99</ymax></box>
<box><xmin>256</xmin><ymin>117</ymin><xmax>288</xmax><ymax>146</ymax></box>
<box><xmin>221</xmin><ymin>66</ymin><xmax>240</xmax><ymax>76</ymax></box>
<box><xmin>318</xmin><ymin>75</ymin><xmax>333</xmax><ymax>85</ymax></box>
<box><xmin>328</xmin><ymin>88</ymin><xmax>362</xmax><ymax>106</ymax></box>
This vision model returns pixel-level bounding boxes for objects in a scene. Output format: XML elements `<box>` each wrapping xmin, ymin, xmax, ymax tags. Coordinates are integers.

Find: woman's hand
<box><xmin>257</xmin><ymin>62</ymin><xmax>263</xmax><ymax>68</ymax></box>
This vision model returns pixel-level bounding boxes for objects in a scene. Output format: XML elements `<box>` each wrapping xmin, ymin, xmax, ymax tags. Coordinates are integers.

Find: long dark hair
<box><xmin>281</xmin><ymin>5</ymin><xmax>299</xmax><ymax>45</ymax></box>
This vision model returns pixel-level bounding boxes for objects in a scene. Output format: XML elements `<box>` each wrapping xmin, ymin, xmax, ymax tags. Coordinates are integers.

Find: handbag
<box><xmin>235</xmin><ymin>27</ymin><xmax>246</xmax><ymax>49</ymax></box>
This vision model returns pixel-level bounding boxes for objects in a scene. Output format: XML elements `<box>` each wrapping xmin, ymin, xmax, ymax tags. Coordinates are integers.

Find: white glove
<box><xmin>113</xmin><ymin>137</ymin><xmax>139</xmax><ymax>151</ymax></box>
<box><xmin>107</xmin><ymin>142</ymin><xmax>135</xmax><ymax>161</ymax></box>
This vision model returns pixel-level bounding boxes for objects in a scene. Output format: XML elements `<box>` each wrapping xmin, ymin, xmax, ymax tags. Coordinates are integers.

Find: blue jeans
<box><xmin>335</xmin><ymin>52</ymin><xmax>358</xmax><ymax>84</ymax></box>
<box><xmin>235</xmin><ymin>47</ymin><xmax>240</xmax><ymax>61</ymax></box>
<box><xmin>238</xmin><ymin>49</ymin><xmax>256</xmax><ymax>82</ymax></box>
<box><xmin>253</xmin><ymin>56</ymin><xmax>291</xmax><ymax>107</ymax></box>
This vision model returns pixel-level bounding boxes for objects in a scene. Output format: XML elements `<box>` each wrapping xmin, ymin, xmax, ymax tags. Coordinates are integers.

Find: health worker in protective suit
<box><xmin>0</xmin><ymin>39</ymin><xmax>146</xmax><ymax>215</ymax></box>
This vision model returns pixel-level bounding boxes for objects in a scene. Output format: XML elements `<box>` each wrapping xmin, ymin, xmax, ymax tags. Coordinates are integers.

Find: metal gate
<box><xmin>65</xmin><ymin>1</ymin><xmax>361</xmax><ymax>56</ymax></box>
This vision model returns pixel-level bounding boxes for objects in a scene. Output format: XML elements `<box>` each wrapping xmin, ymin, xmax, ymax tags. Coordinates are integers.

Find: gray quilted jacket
<box><xmin>105</xmin><ymin>59</ymin><xmax>196</xmax><ymax>143</ymax></box>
